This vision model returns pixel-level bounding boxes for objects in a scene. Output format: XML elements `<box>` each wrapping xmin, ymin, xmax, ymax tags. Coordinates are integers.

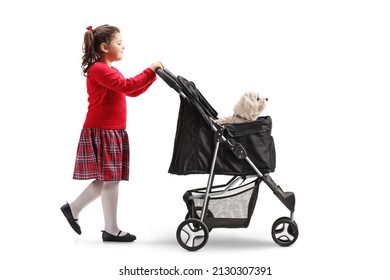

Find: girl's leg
<box><xmin>69</xmin><ymin>179</ymin><xmax>104</xmax><ymax>221</ymax></box>
<box><xmin>101</xmin><ymin>181</ymin><xmax>128</xmax><ymax>236</ymax></box>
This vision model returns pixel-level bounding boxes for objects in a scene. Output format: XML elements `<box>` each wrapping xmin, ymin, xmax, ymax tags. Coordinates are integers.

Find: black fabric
<box><xmin>177</xmin><ymin>76</ymin><xmax>218</xmax><ymax>126</ymax></box>
<box><xmin>168</xmin><ymin>76</ymin><xmax>276</xmax><ymax>176</ymax></box>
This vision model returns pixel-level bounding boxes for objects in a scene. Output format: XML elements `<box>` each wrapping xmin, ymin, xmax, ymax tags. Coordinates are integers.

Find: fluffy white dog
<box><xmin>216</xmin><ymin>91</ymin><xmax>268</xmax><ymax>125</ymax></box>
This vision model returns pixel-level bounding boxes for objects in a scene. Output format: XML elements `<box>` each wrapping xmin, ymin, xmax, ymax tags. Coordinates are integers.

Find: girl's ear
<box><xmin>100</xmin><ymin>43</ymin><xmax>109</xmax><ymax>53</ymax></box>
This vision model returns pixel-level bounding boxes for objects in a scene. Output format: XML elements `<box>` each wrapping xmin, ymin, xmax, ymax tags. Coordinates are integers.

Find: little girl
<box><xmin>61</xmin><ymin>24</ymin><xmax>164</xmax><ymax>242</ymax></box>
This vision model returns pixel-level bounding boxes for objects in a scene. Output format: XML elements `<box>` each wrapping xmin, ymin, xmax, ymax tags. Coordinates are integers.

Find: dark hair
<box><xmin>81</xmin><ymin>24</ymin><xmax>120</xmax><ymax>76</ymax></box>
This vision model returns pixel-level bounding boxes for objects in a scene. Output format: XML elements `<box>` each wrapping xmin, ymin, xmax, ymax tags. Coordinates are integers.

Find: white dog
<box><xmin>216</xmin><ymin>91</ymin><xmax>268</xmax><ymax>125</ymax></box>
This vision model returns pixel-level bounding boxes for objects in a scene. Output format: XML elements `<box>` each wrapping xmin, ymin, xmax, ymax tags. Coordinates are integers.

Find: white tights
<box><xmin>69</xmin><ymin>180</ymin><xmax>127</xmax><ymax>236</ymax></box>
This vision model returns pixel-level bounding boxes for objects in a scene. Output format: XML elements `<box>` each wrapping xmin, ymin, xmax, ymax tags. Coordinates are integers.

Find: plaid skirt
<box><xmin>73</xmin><ymin>128</ymin><xmax>130</xmax><ymax>181</ymax></box>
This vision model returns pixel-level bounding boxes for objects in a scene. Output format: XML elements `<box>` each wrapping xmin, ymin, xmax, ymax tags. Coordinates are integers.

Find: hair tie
<box><xmin>86</xmin><ymin>26</ymin><xmax>93</xmax><ymax>32</ymax></box>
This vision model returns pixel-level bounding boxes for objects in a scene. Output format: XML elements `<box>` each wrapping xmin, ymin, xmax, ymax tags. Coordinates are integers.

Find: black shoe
<box><xmin>102</xmin><ymin>230</ymin><xmax>136</xmax><ymax>242</ymax></box>
<box><xmin>60</xmin><ymin>203</ymin><xmax>81</xmax><ymax>235</ymax></box>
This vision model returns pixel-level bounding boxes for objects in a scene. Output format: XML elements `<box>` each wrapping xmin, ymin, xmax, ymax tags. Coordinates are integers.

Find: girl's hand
<box><xmin>150</xmin><ymin>61</ymin><xmax>164</xmax><ymax>71</ymax></box>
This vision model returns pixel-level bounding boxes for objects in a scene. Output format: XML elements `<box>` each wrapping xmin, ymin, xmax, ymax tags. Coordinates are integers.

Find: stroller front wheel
<box><xmin>271</xmin><ymin>217</ymin><xmax>299</xmax><ymax>247</ymax></box>
<box><xmin>176</xmin><ymin>218</ymin><xmax>209</xmax><ymax>251</ymax></box>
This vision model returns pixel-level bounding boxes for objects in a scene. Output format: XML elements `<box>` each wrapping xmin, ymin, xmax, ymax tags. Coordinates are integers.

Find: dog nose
<box><xmin>265</xmin><ymin>98</ymin><xmax>268</xmax><ymax>101</ymax></box>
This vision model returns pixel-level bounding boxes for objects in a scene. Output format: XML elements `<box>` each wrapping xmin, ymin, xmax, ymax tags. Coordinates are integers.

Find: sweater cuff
<box><xmin>145</xmin><ymin>67</ymin><xmax>157</xmax><ymax>78</ymax></box>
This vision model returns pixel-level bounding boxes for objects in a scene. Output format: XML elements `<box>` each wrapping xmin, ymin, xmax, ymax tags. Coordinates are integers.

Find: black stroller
<box><xmin>156</xmin><ymin>68</ymin><xmax>298</xmax><ymax>251</ymax></box>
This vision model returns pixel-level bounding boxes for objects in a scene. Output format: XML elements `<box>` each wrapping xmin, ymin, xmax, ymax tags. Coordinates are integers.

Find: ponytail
<box><xmin>81</xmin><ymin>24</ymin><xmax>120</xmax><ymax>76</ymax></box>
<box><xmin>81</xmin><ymin>29</ymin><xmax>96</xmax><ymax>76</ymax></box>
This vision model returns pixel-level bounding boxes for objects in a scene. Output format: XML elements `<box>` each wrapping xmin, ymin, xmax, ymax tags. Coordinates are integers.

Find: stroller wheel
<box><xmin>176</xmin><ymin>218</ymin><xmax>209</xmax><ymax>251</ymax></box>
<box><xmin>271</xmin><ymin>217</ymin><xmax>299</xmax><ymax>247</ymax></box>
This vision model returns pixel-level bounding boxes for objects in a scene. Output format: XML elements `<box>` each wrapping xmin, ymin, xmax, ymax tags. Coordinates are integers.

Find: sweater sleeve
<box><xmin>90</xmin><ymin>63</ymin><xmax>157</xmax><ymax>97</ymax></box>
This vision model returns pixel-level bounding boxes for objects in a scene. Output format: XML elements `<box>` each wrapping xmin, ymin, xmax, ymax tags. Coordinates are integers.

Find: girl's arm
<box><xmin>90</xmin><ymin>63</ymin><xmax>157</xmax><ymax>97</ymax></box>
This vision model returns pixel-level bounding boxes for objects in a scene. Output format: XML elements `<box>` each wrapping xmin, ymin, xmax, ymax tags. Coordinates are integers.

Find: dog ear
<box><xmin>233</xmin><ymin>93</ymin><xmax>253</xmax><ymax>119</ymax></box>
<box><xmin>247</xmin><ymin>91</ymin><xmax>259</xmax><ymax>102</ymax></box>
<box><xmin>244</xmin><ymin>94</ymin><xmax>257</xmax><ymax>118</ymax></box>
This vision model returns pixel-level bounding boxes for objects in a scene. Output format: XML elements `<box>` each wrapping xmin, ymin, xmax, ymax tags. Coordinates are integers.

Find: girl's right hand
<box><xmin>150</xmin><ymin>61</ymin><xmax>164</xmax><ymax>71</ymax></box>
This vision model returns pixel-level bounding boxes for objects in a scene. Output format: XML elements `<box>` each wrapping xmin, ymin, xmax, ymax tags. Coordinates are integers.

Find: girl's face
<box><xmin>105</xmin><ymin>32</ymin><xmax>125</xmax><ymax>62</ymax></box>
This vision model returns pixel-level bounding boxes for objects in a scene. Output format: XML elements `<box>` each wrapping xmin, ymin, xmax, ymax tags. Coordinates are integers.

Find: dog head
<box><xmin>233</xmin><ymin>91</ymin><xmax>268</xmax><ymax>121</ymax></box>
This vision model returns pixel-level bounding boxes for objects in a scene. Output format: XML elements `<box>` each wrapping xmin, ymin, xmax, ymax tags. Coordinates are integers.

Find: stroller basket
<box><xmin>184</xmin><ymin>177</ymin><xmax>261</xmax><ymax>228</ymax></box>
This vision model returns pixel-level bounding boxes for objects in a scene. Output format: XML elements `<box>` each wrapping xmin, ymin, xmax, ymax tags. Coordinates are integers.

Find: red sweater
<box><xmin>83</xmin><ymin>62</ymin><xmax>157</xmax><ymax>129</ymax></box>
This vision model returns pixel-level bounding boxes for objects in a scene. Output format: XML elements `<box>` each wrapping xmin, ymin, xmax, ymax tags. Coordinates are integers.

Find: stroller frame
<box><xmin>157</xmin><ymin>68</ymin><xmax>298</xmax><ymax>251</ymax></box>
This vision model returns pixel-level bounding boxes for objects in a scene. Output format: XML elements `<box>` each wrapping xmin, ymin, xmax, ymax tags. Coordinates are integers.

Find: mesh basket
<box><xmin>183</xmin><ymin>178</ymin><xmax>260</xmax><ymax>228</ymax></box>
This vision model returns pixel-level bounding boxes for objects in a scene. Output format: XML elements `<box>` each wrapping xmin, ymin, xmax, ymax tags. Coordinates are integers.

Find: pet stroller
<box><xmin>156</xmin><ymin>68</ymin><xmax>298</xmax><ymax>251</ymax></box>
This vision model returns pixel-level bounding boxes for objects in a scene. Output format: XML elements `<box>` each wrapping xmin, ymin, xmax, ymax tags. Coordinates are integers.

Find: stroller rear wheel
<box><xmin>176</xmin><ymin>218</ymin><xmax>209</xmax><ymax>251</ymax></box>
<box><xmin>271</xmin><ymin>217</ymin><xmax>299</xmax><ymax>246</ymax></box>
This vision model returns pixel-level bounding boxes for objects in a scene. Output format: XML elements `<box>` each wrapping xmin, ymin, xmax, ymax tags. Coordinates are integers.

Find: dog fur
<box><xmin>216</xmin><ymin>91</ymin><xmax>268</xmax><ymax>125</ymax></box>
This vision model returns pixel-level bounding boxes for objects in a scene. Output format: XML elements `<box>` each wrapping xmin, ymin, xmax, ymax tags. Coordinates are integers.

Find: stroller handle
<box><xmin>156</xmin><ymin>67</ymin><xmax>182</xmax><ymax>93</ymax></box>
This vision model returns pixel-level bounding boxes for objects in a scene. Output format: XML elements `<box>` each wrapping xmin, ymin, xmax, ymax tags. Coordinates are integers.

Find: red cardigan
<box><xmin>83</xmin><ymin>62</ymin><xmax>157</xmax><ymax>129</ymax></box>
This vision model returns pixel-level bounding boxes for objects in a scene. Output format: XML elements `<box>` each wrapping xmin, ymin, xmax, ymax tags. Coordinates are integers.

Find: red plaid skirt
<box><xmin>73</xmin><ymin>128</ymin><xmax>130</xmax><ymax>181</ymax></box>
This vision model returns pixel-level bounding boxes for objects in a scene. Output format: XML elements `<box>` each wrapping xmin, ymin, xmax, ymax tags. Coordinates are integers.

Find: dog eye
<box><xmin>257</xmin><ymin>97</ymin><xmax>260</xmax><ymax>101</ymax></box>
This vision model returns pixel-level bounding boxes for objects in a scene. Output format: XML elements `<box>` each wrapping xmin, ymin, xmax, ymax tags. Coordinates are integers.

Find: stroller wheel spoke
<box><xmin>181</xmin><ymin>223</ymin><xmax>206</xmax><ymax>247</ymax></box>
<box><xmin>274</xmin><ymin>223</ymin><xmax>293</xmax><ymax>242</ymax></box>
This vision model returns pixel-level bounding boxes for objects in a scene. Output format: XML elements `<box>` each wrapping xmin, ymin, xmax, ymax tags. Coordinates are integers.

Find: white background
<box><xmin>1</xmin><ymin>0</ymin><xmax>389</xmax><ymax>279</ymax></box>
